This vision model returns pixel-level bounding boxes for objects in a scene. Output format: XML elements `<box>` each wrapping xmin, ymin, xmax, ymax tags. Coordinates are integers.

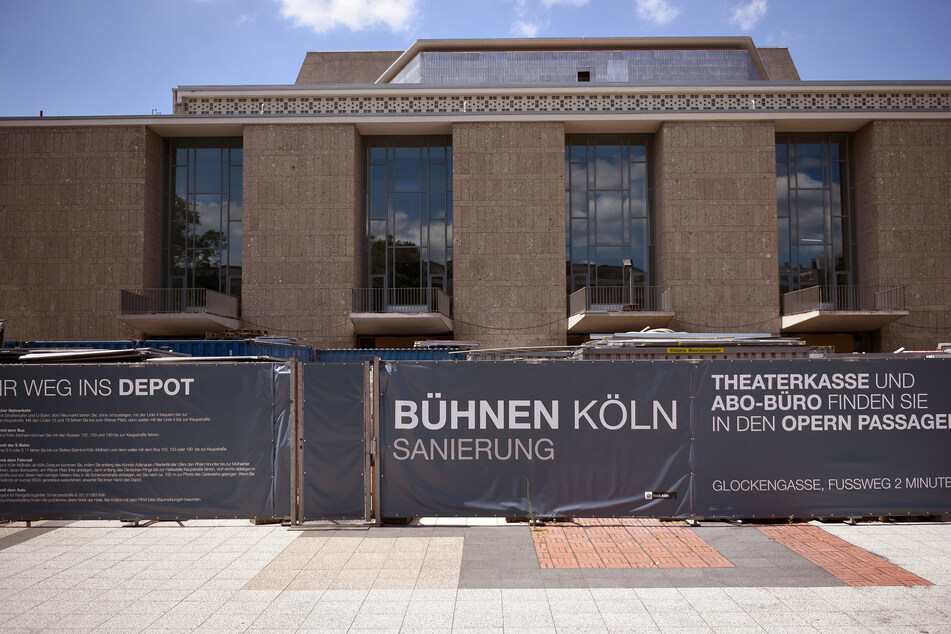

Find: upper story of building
<box><xmin>292</xmin><ymin>36</ymin><xmax>798</xmax><ymax>86</ymax></box>
<box><xmin>170</xmin><ymin>36</ymin><xmax>947</xmax><ymax>121</ymax></box>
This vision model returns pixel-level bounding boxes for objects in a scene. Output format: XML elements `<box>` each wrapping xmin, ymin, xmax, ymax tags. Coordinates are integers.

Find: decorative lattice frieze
<box><xmin>181</xmin><ymin>90</ymin><xmax>951</xmax><ymax>116</ymax></box>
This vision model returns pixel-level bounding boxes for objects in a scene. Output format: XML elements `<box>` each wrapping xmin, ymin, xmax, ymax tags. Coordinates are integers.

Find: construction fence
<box><xmin>1</xmin><ymin>357</ymin><xmax>949</xmax><ymax>521</ymax></box>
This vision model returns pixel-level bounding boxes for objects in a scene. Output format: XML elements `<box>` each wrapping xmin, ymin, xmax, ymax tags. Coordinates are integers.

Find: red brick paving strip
<box><xmin>757</xmin><ymin>524</ymin><xmax>932</xmax><ymax>587</ymax></box>
<box><xmin>532</xmin><ymin>518</ymin><xmax>733</xmax><ymax>569</ymax></box>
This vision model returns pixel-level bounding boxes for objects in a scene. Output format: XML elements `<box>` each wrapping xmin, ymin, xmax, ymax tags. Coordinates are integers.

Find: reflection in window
<box><xmin>565</xmin><ymin>134</ymin><xmax>654</xmax><ymax>295</ymax></box>
<box><xmin>163</xmin><ymin>139</ymin><xmax>242</xmax><ymax>296</ymax></box>
<box><xmin>776</xmin><ymin>134</ymin><xmax>856</xmax><ymax>294</ymax></box>
<box><xmin>363</xmin><ymin>136</ymin><xmax>452</xmax><ymax>294</ymax></box>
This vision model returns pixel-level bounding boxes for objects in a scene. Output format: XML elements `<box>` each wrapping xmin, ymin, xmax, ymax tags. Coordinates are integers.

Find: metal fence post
<box><xmin>292</xmin><ymin>359</ymin><xmax>304</xmax><ymax>525</ymax></box>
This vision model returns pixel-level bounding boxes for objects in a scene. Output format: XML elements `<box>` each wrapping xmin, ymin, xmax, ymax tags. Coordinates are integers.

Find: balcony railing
<box><xmin>120</xmin><ymin>288</ymin><xmax>240</xmax><ymax>319</ymax></box>
<box><xmin>569</xmin><ymin>286</ymin><xmax>671</xmax><ymax>316</ymax></box>
<box><xmin>782</xmin><ymin>285</ymin><xmax>905</xmax><ymax>316</ymax></box>
<box><xmin>352</xmin><ymin>287</ymin><xmax>452</xmax><ymax>317</ymax></box>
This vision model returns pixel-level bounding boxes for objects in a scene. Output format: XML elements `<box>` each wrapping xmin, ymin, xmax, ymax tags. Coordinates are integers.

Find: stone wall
<box><xmin>0</xmin><ymin>126</ymin><xmax>161</xmax><ymax>342</ymax></box>
<box><xmin>756</xmin><ymin>48</ymin><xmax>801</xmax><ymax>81</ymax></box>
<box><xmin>242</xmin><ymin>124</ymin><xmax>359</xmax><ymax>348</ymax></box>
<box><xmin>855</xmin><ymin>120</ymin><xmax>951</xmax><ymax>351</ymax></box>
<box><xmin>655</xmin><ymin>121</ymin><xmax>780</xmax><ymax>334</ymax></box>
<box><xmin>452</xmin><ymin>122</ymin><xmax>566</xmax><ymax>348</ymax></box>
<box><xmin>295</xmin><ymin>51</ymin><xmax>402</xmax><ymax>85</ymax></box>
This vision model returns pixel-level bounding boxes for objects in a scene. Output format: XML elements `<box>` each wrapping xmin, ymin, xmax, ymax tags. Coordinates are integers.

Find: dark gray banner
<box><xmin>693</xmin><ymin>358</ymin><xmax>951</xmax><ymax>518</ymax></box>
<box><xmin>380</xmin><ymin>361</ymin><xmax>693</xmax><ymax>518</ymax></box>
<box><xmin>300</xmin><ymin>363</ymin><xmax>367</xmax><ymax>520</ymax></box>
<box><xmin>0</xmin><ymin>363</ymin><xmax>286</xmax><ymax>520</ymax></box>
<box><xmin>271</xmin><ymin>364</ymin><xmax>292</xmax><ymax>518</ymax></box>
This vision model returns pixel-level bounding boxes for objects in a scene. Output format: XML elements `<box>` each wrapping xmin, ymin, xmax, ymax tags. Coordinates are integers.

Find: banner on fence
<box><xmin>692</xmin><ymin>358</ymin><xmax>951</xmax><ymax>518</ymax></box>
<box><xmin>380</xmin><ymin>361</ymin><xmax>694</xmax><ymax>518</ymax></box>
<box><xmin>300</xmin><ymin>363</ymin><xmax>367</xmax><ymax>520</ymax></box>
<box><xmin>0</xmin><ymin>363</ymin><xmax>288</xmax><ymax>520</ymax></box>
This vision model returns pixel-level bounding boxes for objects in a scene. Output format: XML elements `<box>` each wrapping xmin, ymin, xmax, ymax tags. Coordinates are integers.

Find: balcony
<box><xmin>118</xmin><ymin>288</ymin><xmax>241</xmax><ymax>337</ymax></box>
<box><xmin>568</xmin><ymin>286</ymin><xmax>674</xmax><ymax>334</ymax></box>
<box><xmin>781</xmin><ymin>285</ymin><xmax>908</xmax><ymax>333</ymax></box>
<box><xmin>350</xmin><ymin>287</ymin><xmax>453</xmax><ymax>335</ymax></box>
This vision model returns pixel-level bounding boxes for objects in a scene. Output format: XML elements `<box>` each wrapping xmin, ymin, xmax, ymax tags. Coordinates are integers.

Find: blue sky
<box><xmin>1</xmin><ymin>0</ymin><xmax>949</xmax><ymax>117</ymax></box>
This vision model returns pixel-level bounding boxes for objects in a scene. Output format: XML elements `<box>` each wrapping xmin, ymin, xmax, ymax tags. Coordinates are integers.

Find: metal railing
<box><xmin>352</xmin><ymin>287</ymin><xmax>452</xmax><ymax>317</ymax></box>
<box><xmin>120</xmin><ymin>288</ymin><xmax>240</xmax><ymax>318</ymax></box>
<box><xmin>568</xmin><ymin>286</ymin><xmax>671</xmax><ymax>316</ymax></box>
<box><xmin>782</xmin><ymin>285</ymin><xmax>905</xmax><ymax>316</ymax></box>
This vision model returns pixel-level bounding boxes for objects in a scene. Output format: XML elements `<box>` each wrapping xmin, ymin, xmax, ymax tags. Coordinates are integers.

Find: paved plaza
<box><xmin>1</xmin><ymin>517</ymin><xmax>950</xmax><ymax>632</ymax></box>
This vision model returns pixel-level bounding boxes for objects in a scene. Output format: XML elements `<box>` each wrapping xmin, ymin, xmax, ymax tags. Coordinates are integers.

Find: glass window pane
<box><xmin>393</xmin><ymin>247</ymin><xmax>422</xmax><ymax>288</ymax></box>
<box><xmin>369</xmin><ymin>219</ymin><xmax>387</xmax><ymax>241</ymax></box>
<box><xmin>369</xmin><ymin>236</ymin><xmax>386</xmax><ymax>276</ymax></box>
<box><xmin>569</xmin><ymin>143</ymin><xmax>586</xmax><ymax>163</ymax></box>
<box><xmin>776</xmin><ymin>141</ymin><xmax>787</xmax><ymax>161</ymax></box>
<box><xmin>571</xmin><ymin>218</ymin><xmax>587</xmax><ymax>249</ymax></box>
<box><xmin>430</xmin><ymin>220</ymin><xmax>446</xmax><ymax>265</ymax></box>
<box><xmin>777</xmin><ymin>217</ymin><xmax>790</xmax><ymax>270</ymax></box>
<box><xmin>595</xmin><ymin>248</ymin><xmax>623</xmax><ymax>286</ymax></box>
<box><xmin>175</xmin><ymin>166</ymin><xmax>188</xmax><ymax>198</ymax></box>
<box><xmin>572</xmin><ymin>262</ymin><xmax>589</xmax><ymax>290</ymax></box>
<box><xmin>776</xmin><ymin>162</ymin><xmax>788</xmax><ymax>204</ymax></box>
<box><xmin>391</xmin><ymin>192</ymin><xmax>421</xmax><ymax>245</ymax></box>
<box><xmin>595</xmin><ymin>145</ymin><xmax>623</xmax><ymax>190</ymax></box>
<box><xmin>228</xmin><ymin>221</ymin><xmax>242</xmax><ymax>267</ymax></box>
<box><xmin>629</xmin><ymin>144</ymin><xmax>646</xmax><ymax>163</ymax></box>
<box><xmin>797</xmin><ymin>244</ymin><xmax>830</xmax><ymax>287</ymax></box>
<box><xmin>192</xmin><ymin>195</ymin><xmax>222</xmax><ymax>246</ymax></box>
<box><xmin>796</xmin><ymin>190</ymin><xmax>825</xmax><ymax>244</ymax></box>
<box><xmin>195</xmin><ymin>148</ymin><xmax>222</xmax><ymax>192</ymax></box>
<box><xmin>230</xmin><ymin>147</ymin><xmax>243</xmax><ymax>166</ymax></box>
<box><xmin>393</xmin><ymin>146</ymin><xmax>421</xmax><ymax>191</ymax></box>
<box><xmin>370</xmin><ymin>165</ymin><xmax>386</xmax><ymax>219</ymax></box>
<box><xmin>229</xmin><ymin>167</ymin><xmax>242</xmax><ymax>220</ymax></box>
<box><xmin>629</xmin><ymin>161</ymin><xmax>647</xmax><ymax>197</ymax></box>
<box><xmin>630</xmin><ymin>218</ymin><xmax>648</xmax><ymax>270</ymax></box>
<box><xmin>595</xmin><ymin>192</ymin><xmax>623</xmax><ymax>245</ymax></box>
<box><xmin>429</xmin><ymin>189</ymin><xmax>446</xmax><ymax>221</ymax></box>
<box><xmin>429</xmin><ymin>162</ymin><xmax>446</xmax><ymax>194</ymax></box>
<box><xmin>795</xmin><ymin>142</ymin><xmax>824</xmax><ymax>188</ymax></box>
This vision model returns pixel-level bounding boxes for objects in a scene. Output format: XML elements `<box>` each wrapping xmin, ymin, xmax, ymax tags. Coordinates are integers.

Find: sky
<box><xmin>1</xmin><ymin>0</ymin><xmax>949</xmax><ymax>117</ymax></box>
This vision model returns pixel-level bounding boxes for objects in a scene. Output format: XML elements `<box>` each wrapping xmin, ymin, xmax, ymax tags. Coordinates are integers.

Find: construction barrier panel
<box><xmin>379</xmin><ymin>361</ymin><xmax>694</xmax><ymax>518</ymax></box>
<box><xmin>0</xmin><ymin>363</ymin><xmax>290</xmax><ymax>520</ymax></box>
<box><xmin>299</xmin><ymin>362</ymin><xmax>368</xmax><ymax>520</ymax></box>
<box><xmin>379</xmin><ymin>358</ymin><xmax>951</xmax><ymax>519</ymax></box>
<box><xmin>692</xmin><ymin>357</ymin><xmax>951</xmax><ymax>518</ymax></box>
<box><xmin>2</xmin><ymin>357</ymin><xmax>949</xmax><ymax>521</ymax></box>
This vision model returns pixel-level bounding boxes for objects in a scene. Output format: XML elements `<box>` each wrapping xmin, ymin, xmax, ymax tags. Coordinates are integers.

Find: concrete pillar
<box><xmin>855</xmin><ymin>120</ymin><xmax>951</xmax><ymax>351</ymax></box>
<box><xmin>452</xmin><ymin>121</ymin><xmax>566</xmax><ymax>348</ymax></box>
<box><xmin>655</xmin><ymin>121</ymin><xmax>780</xmax><ymax>334</ymax></box>
<box><xmin>0</xmin><ymin>125</ymin><xmax>161</xmax><ymax>341</ymax></box>
<box><xmin>243</xmin><ymin>124</ymin><xmax>360</xmax><ymax>348</ymax></box>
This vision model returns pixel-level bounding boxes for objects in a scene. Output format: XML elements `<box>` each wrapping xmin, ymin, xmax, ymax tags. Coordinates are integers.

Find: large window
<box><xmin>163</xmin><ymin>139</ymin><xmax>243</xmax><ymax>296</ymax></box>
<box><xmin>776</xmin><ymin>133</ymin><xmax>856</xmax><ymax>294</ymax></box>
<box><xmin>363</xmin><ymin>136</ymin><xmax>453</xmax><ymax>295</ymax></box>
<box><xmin>565</xmin><ymin>134</ymin><xmax>654</xmax><ymax>295</ymax></box>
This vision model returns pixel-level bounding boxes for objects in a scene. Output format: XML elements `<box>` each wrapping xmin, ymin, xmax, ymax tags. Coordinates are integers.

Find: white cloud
<box><xmin>512</xmin><ymin>20</ymin><xmax>541</xmax><ymax>37</ymax></box>
<box><xmin>729</xmin><ymin>0</ymin><xmax>767</xmax><ymax>31</ymax></box>
<box><xmin>635</xmin><ymin>0</ymin><xmax>679</xmax><ymax>24</ymax></box>
<box><xmin>541</xmin><ymin>0</ymin><xmax>590</xmax><ymax>6</ymax></box>
<box><xmin>277</xmin><ymin>0</ymin><xmax>416</xmax><ymax>34</ymax></box>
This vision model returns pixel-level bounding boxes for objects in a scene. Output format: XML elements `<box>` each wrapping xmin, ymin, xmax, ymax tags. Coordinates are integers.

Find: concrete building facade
<box><xmin>1</xmin><ymin>37</ymin><xmax>949</xmax><ymax>352</ymax></box>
